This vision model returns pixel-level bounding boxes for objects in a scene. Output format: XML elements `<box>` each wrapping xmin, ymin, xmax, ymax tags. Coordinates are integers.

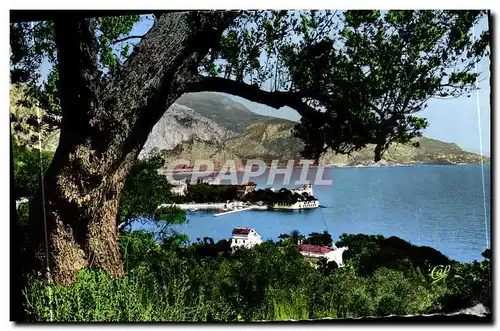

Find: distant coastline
<box><xmin>163</xmin><ymin>160</ymin><xmax>489</xmax><ymax>175</ymax></box>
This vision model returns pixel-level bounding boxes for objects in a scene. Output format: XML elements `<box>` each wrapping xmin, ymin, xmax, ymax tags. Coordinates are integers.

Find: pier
<box><xmin>214</xmin><ymin>206</ymin><xmax>262</xmax><ymax>217</ymax></box>
<box><xmin>158</xmin><ymin>202</ymin><xmax>268</xmax><ymax>216</ymax></box>
<box><xmin>159</xmin><ymin>202</ymin><xmax>229</xmax><ymax>211</ymax></box>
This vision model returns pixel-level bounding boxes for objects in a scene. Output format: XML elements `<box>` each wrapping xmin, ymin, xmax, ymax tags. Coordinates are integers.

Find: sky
<box><xmin>40</xmin><ymin>12</ymin><xmax>491</xmax><ymax>156</ymax></box>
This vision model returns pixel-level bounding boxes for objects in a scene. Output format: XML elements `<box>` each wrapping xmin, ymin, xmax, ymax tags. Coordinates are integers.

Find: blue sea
<box><xmin>136</xmin><ymin>164</ymin><xmax>491</xmax><ymax>263</ymax></box>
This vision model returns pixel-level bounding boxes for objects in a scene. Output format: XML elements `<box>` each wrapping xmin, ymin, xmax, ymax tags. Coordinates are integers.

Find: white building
<box><xmin>270</xmin><ymin>184</ymin><xmax>319</xmax><ymax>210</ymax></box>
<box><xmin>206</xmin><ymin>176</ymin><xmax>221</xmax><ymax>185</ymax></box>
<box><xmin>230</xmin><ymin>227</ymin><xmax>262</xmax><ymax>250</ymax></box>
<box><xmin>272</xmin><ymin>200</ymin><xmax>319</xmax><ymax>210</ymax></box>
<box><xmin>291</xmin><ymin>184</ymin><xmax>314</xmax><ymax>196</ymax></box>
<box><xmin>170</xmin><ymin>181</ymin><xmax>188</xmax><ymax>196</ymax></box>
<box><xmin>298</xmin><ymin>244</ymin><xmax>348</xmax><ymax>268</ymax></box>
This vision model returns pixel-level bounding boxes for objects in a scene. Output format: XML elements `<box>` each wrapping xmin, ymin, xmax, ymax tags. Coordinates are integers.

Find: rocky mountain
<box><xmin>176</xmin><ymin>92</ymin><xmax>270</xmax><ymax>133</ymax></box>
<box><xmin>139</xmin><ymin>103</ymin><xmax>238</xmax><ymax>159</ymax></box>
<box><xmin>156</xmin><ymin>112</ymin><xmax>488</xmax><ymax>167</ymax></box>
<box><xmin>226</xmin><ymin>118</ymin><xmax>304</xmax><ymax>162</ymax></box>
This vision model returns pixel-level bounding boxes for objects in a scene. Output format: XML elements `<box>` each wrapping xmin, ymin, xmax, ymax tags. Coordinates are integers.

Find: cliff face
<box><xmin>139</xmin><ymin>103</ymin><xmax>238</xmax><ymax>159</ymax></box>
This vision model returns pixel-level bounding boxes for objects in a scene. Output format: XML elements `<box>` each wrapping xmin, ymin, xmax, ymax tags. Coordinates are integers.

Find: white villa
<box><xmin>271</xmin><ymin>184</ymin><xmax>319</xmax><ymax>210</ymax></box>
<box><xmin>291</xmin><ymin>184</ymin><xmax>314</xmax><ymax>196</ymax></box>
<box><xmin>298</xmin><ymin>244</ymin><xmax>348</xmax><ymax>268</ymax></box>
<box><xmin>230</xmin><ymin>227</ymin><xmax>262</xmax><ymax>250</ymax></box>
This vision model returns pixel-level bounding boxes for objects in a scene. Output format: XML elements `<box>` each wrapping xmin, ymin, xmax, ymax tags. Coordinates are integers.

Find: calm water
<box><xmin>137</xmin><ymin>164</ymin><xmax>491</xmax><ymax>263</ymax></box>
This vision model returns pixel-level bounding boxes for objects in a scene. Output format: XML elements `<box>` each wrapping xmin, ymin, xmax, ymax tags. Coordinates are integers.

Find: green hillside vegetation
<box><xmin>221</xmin><ymin>118</ymin><xmax>489</xmax><ymax>165</ymax></box>
<box><xmin>226</xmin><ymin>118</ymin><xmax>304</xmax><ymax>163</ymax></box>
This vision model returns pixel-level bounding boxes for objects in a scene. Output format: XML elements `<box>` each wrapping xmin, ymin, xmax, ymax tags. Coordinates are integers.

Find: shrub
<box><xmin>22</xmin><ymin>231</ymin><xmax>491</xmax><ymax>322</ymax></box>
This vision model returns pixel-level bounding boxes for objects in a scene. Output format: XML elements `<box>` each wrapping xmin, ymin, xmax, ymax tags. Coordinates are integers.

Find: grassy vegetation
<box><xmin>22</xmin><ymin>230</ymin><xmax>491</xmax><ymax>322</ymax></box>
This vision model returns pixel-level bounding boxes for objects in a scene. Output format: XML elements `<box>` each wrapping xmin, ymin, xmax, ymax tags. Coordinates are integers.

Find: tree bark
<box><xmin>25</xmin><ymin>11</ymin><xmax>238</xmax><ymax>286</ymax></box>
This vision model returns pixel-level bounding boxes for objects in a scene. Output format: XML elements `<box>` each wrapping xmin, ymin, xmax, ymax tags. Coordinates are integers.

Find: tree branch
<box><xmin>111</xmin><ymin>35</ymin><xmax>145</xmax><ymax>44</ymax></box>
<box><xmin>186</xmin><ymin>76</ymin><xmax>316</xmax><ymax>116</ymax></box>
<box><xmin>95</xmin><ymin>11</ymin><xmax>240</xmax><ymax>171</ymax></box>
<box><xmin>42</xmin><ymin>115</ymin><xmax>62</xmax><ymax>128</ymax></box>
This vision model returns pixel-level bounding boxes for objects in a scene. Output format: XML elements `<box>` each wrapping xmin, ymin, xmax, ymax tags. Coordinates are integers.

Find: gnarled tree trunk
<box><xmin>374</xmin><ymin>142</ymin><xmax>384</xmax><ymax>163</ymax></box>
<box><xmin>25</xmin><ymin>11</ymin><xmax>237</xmax><ymax>286</ymax></box>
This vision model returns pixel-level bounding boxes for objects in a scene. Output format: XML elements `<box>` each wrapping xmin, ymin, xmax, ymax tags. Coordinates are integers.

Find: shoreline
<box><xmin>162</xmin><ymin>162</ymin><xmax>488</xmax><ymax>174</ymax></box>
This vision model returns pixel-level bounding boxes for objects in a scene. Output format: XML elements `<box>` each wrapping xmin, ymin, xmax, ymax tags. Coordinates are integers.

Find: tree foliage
<box><xmin>12</xmin><ymin>140</ymin><xmax>53</xmax><ymax>201</ymax></box>
<box><xmin>245</xmin><ymin>188</ymin><xmax>317</xmax><ymax>206</ymax></box>
<box><xmin>284</xmin><ymin>10</ymin><xmax>489</xmax><ymax>161</ymax></box>
<box><xmin>10</xmin><ymin>14</ymin><xmax>142</xmax><ymax>131</ymax></box>
<box><xmin>336</xmin><ymin>233</ymin><xmax>454</xmax><ymax>276</ymax></box>
<box><xmin>198</xmin><ymin>10</ymin><xmax>489</xmax><ymax>161</ymax></box>
<box><xmin>118</xmin><ymin>154</ymin><xmax>186</xmax><ymax>230</ymax></box>
<box><xmin>183</xmin><ymin>183</ymin><xmax>239</xmax><ymax>203</ymax></box>
<box><xmin>10</xmin><ymin>10</ymin><xmax>490</xmax><ymax>162</ymax></box>
<box><xmin>303</xmin><ymin>231</ymin><xmax>333</xmax><ymax>246</ymax></box>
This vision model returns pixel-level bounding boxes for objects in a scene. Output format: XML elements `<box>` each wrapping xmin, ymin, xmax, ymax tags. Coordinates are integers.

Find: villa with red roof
<box><xmin>298</xmin><ymin>244</ymin><xmax>348</xmax><ymax>268</ymax></box>
<box><xmin>230</xmin><ymin>227</ymin><xmax>262</xmax><ymax>251</ymax></box>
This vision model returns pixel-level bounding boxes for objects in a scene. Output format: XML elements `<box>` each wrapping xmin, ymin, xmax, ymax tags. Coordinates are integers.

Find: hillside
<box><xmin>176</xmin><ymin>92</ymin><xmax>270</xmax><ymax>133</ymax></box>
<box><xmin>226</xmin><ymin>118</ymin><xmax>304</xmax><ymax>162</ymax></box>
<box><xmin>174</xmin><ymin>92</ymin><xmax>488</xmax><ymax>165</ymax></box>
<box><xmin>225</xmin><ymin>119</ymin><xmax>489</xmax><ymax>166</ymax></box>
<box><xmin>160</xmin><ymin>137</ymin><xmax>245</xmax><ymax>171</ymax></box>
<box><xmin>320</xmin><ymin>137</ymin><xmax>489</xmax><ymax>165</ymax></box>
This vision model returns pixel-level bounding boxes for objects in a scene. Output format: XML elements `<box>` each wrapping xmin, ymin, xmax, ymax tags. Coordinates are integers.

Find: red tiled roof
<box><xmin>232</xmin><ymin>227</ymin><xmax>252</xmax><ymax>235</ymax></box>
<box><xmin>298</xmin><ymin>244</ymin><xmax>332</xmax><ymax>254</ymax></box>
